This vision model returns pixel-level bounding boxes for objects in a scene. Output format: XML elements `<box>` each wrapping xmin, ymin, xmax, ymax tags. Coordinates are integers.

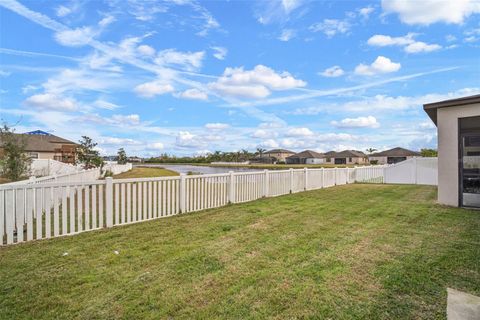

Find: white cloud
<box><xmin>367</xmin><ymin>33</ymin><xmax>441</xmax><ymax>53</ymax></box>
<box><xmin>285</xmin><ymin>127</ymin><xmax>314</xmax><ymax>137</ymax></box>
<box><xmin>316</xmin><ymin>133</ymin><xmax>355</xmax><ymax>142</ymax></box>
<box><xmin>205</xmin><ymin>123</ymin><xmax>229</xmax><ymax>130</ymax></box>
<box><xmin>209</xmin><ymin>65</ymin><xmax>306</xmax><ymax>99</ymax></box>
<box><xmin>404</xmin><ymin>41</ymin><xmax>442</xmax><ymax>53</ymax></box>
<box><xmin>291</xmin><ymin>88</ymin><xmax>480</xmax><ymax>114</ymax></box>
<box><xmin>93</xmin><ymin>99</ymin><xmax>121</xmax><ymax>110</ymax></box>
<box><xmin>134</xmin><ymin>81</ymin><xmax>174</xmax><ymax>98</ymax></box>
<box><xmin>111</xmin><ymin>114</ymin><xmax>140</xmax><ymax>125</ymax></box>
<box><xmin>99</xmin><ymin>15</ymin><xmax>116</xmax><ymax>27</ymax></box>
<box><xmin>278</xmin><ymin>29</ymin><xmax>295</xmax><ymax>41</ymax></box>
<box><xmin>367</xmin><ymin>33</ymin><xmax>416</xmax><ymax>46</ymax></box>
<box><xmin>331</xmin><ymin>116</ymin><xmax>380</xmax><ymax>128</ymax></box>
<box><xmin>309</xmin><ymin>19</ymin><xmax>350</xmax><ymax>38</ymax></box>
<box><xmin>319</xmin><ymin>65</ymin><xmax>345</xmax><ymax>77</ymax></box>
<box><xmin>100</xmin><ymin>137</ymin><xmax>141</xmax><ymax>145</ymax></box>
<box><xmin>354</xmin><ymin>56</ymin><xmax>401</xmax><ymax>76</ymax></box>
<box><xmin>176</xmin><ymin>131</ymin><xmax>206</xmax><ymax>148</ymax></box>
<box><xmin>24</xmin><ymin>93</ymin><xmax>77</xmax><ymax>111</ymax></box>
<box><xmin>155</xmin><ymin>49</ymin><xmax>205</xmax><ymax>71</ymax></box>
<box><xmin>55</xmin><ymin>5</ymin><xmax>72</xmax><ymax>17</ymax></box>
<box><xmin>147</xmin><ymin>142</ymin><xmax>165</xmax><ymax>150</ymax></box>
<box><xmin>259</xmin><ymin>139</ymin><xmax>279</xmax><ymax>149</ymax></box>
<box><xmin>55</xmin><ymin>27</ymin><xmax>96</xmax><ymax>47</ymax></box>
<box><xmin>445</xmin><ymin>34</ymin><xmax>457</xmax><ymax>42</ymax></box>
<box><xmin>281</xmin><ymin>138</ymin><xmax>307</xmax><ymax>149</ymax></box>
<box><xmin>381</xmin><ymin>0</ymin><xmax>480</xmax><ymax>25</ymax></box>
<box><xmin>0</xmin><ymin>70</ymin><xmax>11</xmax><ymax>77</ymax></box>
<box><xmin>211</xmin><ymin>46</ymin><xmax>227</xmax><ymax>60</ymax></box>
<box><xmin>137</xmin><ymin>44</ymin><xmax>156</xmax><ymax>56</ymax></box>
<box><xmin>255</xmin><ymin>0</ymin><xmax>305</xmax><ymax>25</ymax></box>
<box><xmin>178</xmin><ymin>88</ymin><xmax>208</xmax><ymax>100</ymax></box>
<box><xmin>359</xmin><ymin>6</ymin><xmax>375</xmax><ymax>18</ymax></box>
<box><xmin>251</xmin><ymin>129</ymin><xmax>277</xmax><ymax>139</ymax></box>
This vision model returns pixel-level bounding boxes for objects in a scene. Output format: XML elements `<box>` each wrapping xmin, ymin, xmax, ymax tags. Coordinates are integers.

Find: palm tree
<box><xmin>366</xmin><ymin>148</ymin><xmax>377</xmax><ymax>154</ymax></box>
<box><xmin>256</xmin><ymin>147</ymin><xmax>266</xmax><ymax>158</ymax></box>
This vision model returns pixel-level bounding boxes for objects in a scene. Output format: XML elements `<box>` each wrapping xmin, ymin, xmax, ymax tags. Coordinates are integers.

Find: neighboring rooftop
<box><xmin>327</xmin><ymin>150</ymin><xmax>367</xmax><ymax>158</ymax></box>
<box><xmin>370</xmin><ymin>147</ymin><xmax>420</xmax><ymax>157</ymax></box>
<box><xmin>423</xmin><ymin>94</ymin><xmax>480</xmax><ymax>125</ymax></box>
<box><xmin>0</xmin><ymin>132</ymin><xmax>77</xmax><ymax>152</ymax></box>
<box><xmin>287</xmin><ymin>150</ymin><xmax>324</xmax><ymax>159</ymax></box>
<box><xmin>265</xmin><ymin>149</ymin><xmax>295</xmax><ymax>154</ymax></box>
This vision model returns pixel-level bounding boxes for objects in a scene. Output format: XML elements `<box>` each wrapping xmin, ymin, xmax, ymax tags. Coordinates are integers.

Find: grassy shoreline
<box><xmin>113</xmin><ymin>166</ymin><xmax>178</xmax><ymax>178</ymax></box>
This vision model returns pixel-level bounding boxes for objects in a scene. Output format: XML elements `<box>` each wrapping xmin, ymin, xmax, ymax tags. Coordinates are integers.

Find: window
<box><xmin>28</xmin><ymin>152</ymin><xmax>39</xmax><ymax>159</ymax></box>
<box><xmin>349</xmin><ymin>157</ymin><xmax>352</xmax><ymax>162</ymax></box>
<box><xmin>326</xmin><ymin>158</ymin><xmax>331</xmax><ymax>162</ymax></box>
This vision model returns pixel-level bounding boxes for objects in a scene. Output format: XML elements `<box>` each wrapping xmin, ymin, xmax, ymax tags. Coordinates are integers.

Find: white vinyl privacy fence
<box><xmin>0</xmin><ymin>161</ymin><xmax>436</xmax><ymax>246</ymax></box>
<box><xmin>385</xmin><ymin>157</ymin><xmax>438</xmax><ymax>186</ymax></box>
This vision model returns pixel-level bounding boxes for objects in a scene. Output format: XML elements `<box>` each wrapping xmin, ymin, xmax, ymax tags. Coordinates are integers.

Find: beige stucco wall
<box><xmin>31</xmin><ymin>152</ymin><xmax>56</xmax><ymax>160</ymax></box>
<box><xmin>437</xmin><ymin>102</ymin><xmax>480</xmax><ymax>206</ymax></box>
<box><xmin>265</xmin><ymin>152</ymin><xmax>294</xmax><ymax>162</ymax></box>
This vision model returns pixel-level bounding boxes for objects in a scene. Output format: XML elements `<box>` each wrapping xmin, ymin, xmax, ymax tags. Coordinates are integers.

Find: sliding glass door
<box><xmin>460</xmin><ymin>117</ymin><xmax>480</xmax><ymax>208</ymax></box>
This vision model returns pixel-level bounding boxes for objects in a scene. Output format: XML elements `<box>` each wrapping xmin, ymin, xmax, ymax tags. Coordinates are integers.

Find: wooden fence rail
<box><xmin>0</xmin><ymin>166</ymin><xmax>386</xmax><ymax>246</ymax></box>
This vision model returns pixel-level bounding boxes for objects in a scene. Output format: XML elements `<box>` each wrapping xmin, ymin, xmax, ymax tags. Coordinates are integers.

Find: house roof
<box><xmin>328</xmin><ymin>150</ymin><xmax>367</xmax><ymax>158</ymax></box>
<box><xmin>0</xmin><ymin>132</ymin><xmax>77</xmax><ymax>152</ymax></box>
<box><xmin>265</xmin><ymin>149</ymin><xmax>295</xmax><ymax>154</ymax></box>
<box><xmin>423</xmin><ymin>94</ymin><xmax>480</xmax><ymax>125</ymax></box>
<box><xmin>287</xmin><ymin>150</ymin><xmax>324</xmax><ymax>159</ymax></box>
<box><xmin>370</xmin><ymin>147</ymin><xmax>420</xmax><ymax>157</ymax></box>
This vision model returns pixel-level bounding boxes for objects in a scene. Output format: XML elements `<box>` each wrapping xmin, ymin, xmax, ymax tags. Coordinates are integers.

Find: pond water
<box><xmin>137</xmin><ymin>164</ymin><xmax>259</xmax><ymax>175</ymax></box>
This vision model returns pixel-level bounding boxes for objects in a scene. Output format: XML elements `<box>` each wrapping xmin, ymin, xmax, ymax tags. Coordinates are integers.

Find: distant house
<box><xmin>0</xmin><ymin>130</ymin><xmax>78</xmax><ymax>164</ymax></box>
<box><xmin>369</xmin><ymin>147</ymin><xmax>421</xmax><ymax>164</ymax></box>
<box><xmin>127</xmin><ymin>156</ymin><xmax>143</xmax><ymax>163</ymax></box>
<box><xmin>262</xmin><ymin>149</ymin><xmax>295</xmax><ymax>163</ymax></box>
<box><xmin>324</xmin><ymin>150</ymin><xmax>368</xmax><ymax>165</ymax></box>
<box><xmin>286</xmin><ymin>150</ymin><xmax>325</xmax><ymax>164</ymax></box>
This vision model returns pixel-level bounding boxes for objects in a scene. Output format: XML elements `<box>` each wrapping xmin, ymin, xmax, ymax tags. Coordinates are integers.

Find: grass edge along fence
<box><xmin>0</xmin><ymin>166</ymin><xmax>388</xmax><ymax>246</ymax></box>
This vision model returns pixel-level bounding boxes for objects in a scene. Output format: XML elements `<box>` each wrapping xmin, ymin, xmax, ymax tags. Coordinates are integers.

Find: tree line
<box><xmin>145</xmin><ymin>148</ymin><xmax>267</xmax><ymax>164</ymax></box>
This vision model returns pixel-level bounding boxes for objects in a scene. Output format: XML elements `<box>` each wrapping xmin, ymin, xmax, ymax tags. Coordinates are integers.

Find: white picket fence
<box><xmin>0</xmin><ymin>161</ymin><xmax>438</xmax><ymax>246</ymax></box>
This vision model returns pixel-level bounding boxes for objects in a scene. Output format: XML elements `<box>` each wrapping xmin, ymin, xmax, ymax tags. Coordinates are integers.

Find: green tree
<box><xmin>420</xmin><ymin>148</ymin><xmax>438</xmax><ymax>157</ymax></box>
<box><xmin>0</xmin><ymin>124</ymin><xmax>31</xmax><ymax>181</ymax></box>
<box><xmin>117</xmin><ymin>148</ymin><xmax>127</xmax><ymax>164</ymax></box>
<box><xmin>77</xmin><ymin>136</ymin><xmax>103</xmax><ymax>169</ymax></box>
<box><xmin>366</xmin><ymin>148</ymin><xmax>377</xmax><ymax>154</ymax></box>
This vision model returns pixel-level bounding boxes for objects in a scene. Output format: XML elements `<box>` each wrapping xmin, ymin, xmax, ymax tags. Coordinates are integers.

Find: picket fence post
<box><xmin>228</xmin><ymin>171</ymin><xmax>235</xmax><ymax>203</ymax></box>
<box><xmin>264</xmin><ymin>170</ymin><xmax>269</xmax><ymax>197</ymax></box>
<box><xmin>289</xmin><ymin>168</ymin><xmax>294</xmax><ymax>193</ymax></box>
<box><xmin>304</xmin><ymin>167</ymin><xmax>308</xmax><ymax>191</ymax></box>
<box><xmin>105</xmin><ymin>177</ymin><xmax>113</xmax><ymax>227</ymax></box>
<box><xmin>180</xmin><ymin>173</ymin><xmax>186</xmax><ymax>212</ymax></box>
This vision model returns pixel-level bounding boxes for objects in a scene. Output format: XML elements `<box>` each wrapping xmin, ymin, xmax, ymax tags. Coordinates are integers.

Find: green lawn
<box><xmin>113</xmin><ymin>166</ymin><xmax>178</xmax><ymax>179</ymax></box>
<box><xmin>0</xmin><ymin>185</ymin><xmax>479</xmax><ymax>319</ymax></box>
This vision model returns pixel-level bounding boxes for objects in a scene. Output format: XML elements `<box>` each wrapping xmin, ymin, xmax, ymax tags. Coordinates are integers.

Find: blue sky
<box><xmin>0</xmin><ymin>0</ymin><xmax>479</xmax><ymax>156</ymax></box>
